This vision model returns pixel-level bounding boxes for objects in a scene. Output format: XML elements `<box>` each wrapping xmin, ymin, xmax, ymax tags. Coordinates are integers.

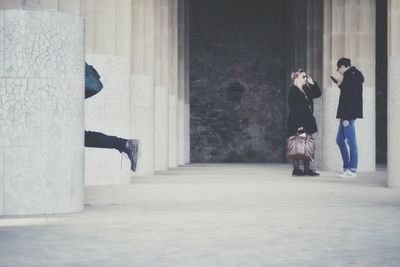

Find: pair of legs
<box><xmin>292</xmin><ymin>159</ymin><xmax>318</xmax><ymax>176</ymax></box>
<box><xmin>85</xmin><ymin>131</ymin><xmax>139</xmax><ymax>172</ymax></box>
<box><xmin>336</xmin><ymin>119</ymin><xmax>358</xmax><ymax>173</ymax></box>
<box><xmin>292</xmin><ymin>159</ymin><xmax>310</xmax><ymax>173</ymax></box>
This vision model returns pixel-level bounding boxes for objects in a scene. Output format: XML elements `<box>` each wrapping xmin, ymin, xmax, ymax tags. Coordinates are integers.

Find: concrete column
<box><xmin>184</xmin><ymin>0</ymin><xmax>190</xmax><ymax>163</ymax></box>
<box><xmin>287</xmin><ymin>0</ymin><xmax>322</xmax><ymax>168</ymax></box>
<box><xmin>0</xmin><ymin>9</ymin><xmax>84</xmax><ymax>215</ymax></box>
<box><xmin>82</xmin><ymin>0</ymin><xmax>132</xmax><ymax>185</ymax></box>
<box><xmin>306</xmin><ymin>0</ymin><xmax>324</xmax><ymax>168</ymax></box>
<box><xmin>131</xmin><ymin>0</ymin><xmax>155</xmax><ymax>175</ymax></box>
<box><xmin>178</xmin><ymin>0</ymin><xmax>187</xmax><ymax>165</ymax></box>
<box><xmin>286</xmin><ymin>0</ymin><xmax>307</xmax><ymax>109</ymax></box>
<box><xmin>0</xmin><ymin>0</ymin><xmax>81</xmax><ymax>15</ymax></box>
<box><xmin>168</xmin><ymin>0</ymin><xmax>179</xmax><ymax>168</ymax></box>
<box><xmin>387</xmin><ymin>0</ymin><xmax>400</xmax><ymax>187</ymax></box>
<box><xmin>289</xmin><ymin>0</ymin><xmax>307</xmax><ymax>70</ymax></box>
<box><xmin>322</xmin><ymin>0</ymin><xmax>376</xmax><ymax>172</ymax></box>
<box><xmin>155</xmin><ymin>0</ymin><xmax>170</xmax><ymax>171</ymax></box>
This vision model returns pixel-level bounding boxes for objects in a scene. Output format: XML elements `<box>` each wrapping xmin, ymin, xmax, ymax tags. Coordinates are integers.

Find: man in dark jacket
<box><xmin>334</xmin><ymin>57</ymin><xmax>364</xmax><ymax>178</ymax></box>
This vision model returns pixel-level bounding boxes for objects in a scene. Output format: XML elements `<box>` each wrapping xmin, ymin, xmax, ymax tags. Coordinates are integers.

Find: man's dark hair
<box><xmin>337</xmin><ymin>57</ymin><xmax>351</xmax><ymax>68</ymax></box>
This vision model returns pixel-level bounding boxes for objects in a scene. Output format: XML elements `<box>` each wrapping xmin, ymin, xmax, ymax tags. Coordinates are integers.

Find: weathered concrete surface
<box><xmin>190</xmin><ymin>0</ymin><xmax>288</xmax><ymax>163</ymax></box>
<box><xmin>1</xmin><ymin>164</ymin><xmax>399</xmax><ymax>267</ymax></box>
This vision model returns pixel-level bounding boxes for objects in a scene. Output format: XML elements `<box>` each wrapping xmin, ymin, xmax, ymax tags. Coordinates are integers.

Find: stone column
<box><xmin>81</xmin><ymin>0</ymin><xmax>132</xmax><ymax>185</ymax></box>
<box><xmin>178</xmin><ymin>0</ymin><xmax>188</xmax><ymax>165</ymax></box>
<box><xmin>287</xmin><ymin>0</ymin><xmax>307</xmax><ymax>71</ymax></box>
<box><xmin>322</xmin><ymin>0</ymin><xmax>376</xmax><ymax>172</ymax></box>
<box><xmin>184</xmin><ymin>0</ymin><xmax>190</xmax><ymax>163</ymax></box>
<box><xmin>155</xmin><ymin>0</ymin><xmax>170</xmax><ymax>171</ymax></box>
<box><xmin>287</xmin><ymin>0</ymin><xmax>323</xmax><ymax>169</ymax></box>
<box><xmin>306</xmin><ymin>0</ymin><xmax>324</xmax><ymax>168</ymax></box>
<box><xmin>131</xmin><ymin>0</ymin><xmax>155</xmax><ymax>175</ymax></box>
<box><xmin>286</xmin><ymin>0</ymin><xmax>307</xmax><ymax>120</ymax></box>
<box><xmin>0</xmin><ymin>9</ymin><xmax>84</xmax><ymax>215</ymax></box>
<box><xmin>387</xmin><ymin>0</ymin><xmax>400</xmax><ymax>187</ymax></box>
<box><xmin>168</xmin><ymin>0</ymin><xmax>179</xmax><ymax>168</ymax></box>
<box><xmin>0</xmin><ymin>0</ymin><xmax>81</xmax><ymax>15</ymax></box>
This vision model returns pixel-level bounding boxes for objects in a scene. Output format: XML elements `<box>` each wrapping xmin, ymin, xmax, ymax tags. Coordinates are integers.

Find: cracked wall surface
<box><xmin>0</xmin><ymin>10</ymin><xmax>84</xmax><ymax>215</ymax></box>
<box><xmin>0</xmin><ymin>0</ymin><xmax>81</xmax><ymax>15</ymax></box>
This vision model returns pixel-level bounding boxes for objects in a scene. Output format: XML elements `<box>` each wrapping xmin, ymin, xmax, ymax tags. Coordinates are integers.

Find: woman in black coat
<box><xmin>287</xmin><ymin>69</ymin><xmax>321</xmax><ymax>176</ymax></box>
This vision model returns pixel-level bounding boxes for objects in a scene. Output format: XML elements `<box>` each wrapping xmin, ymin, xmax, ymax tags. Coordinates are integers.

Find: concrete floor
<box><xmin>1</xmin><ymin>164</ymin><xmax>400</xmax><ymax>267</ymax></box>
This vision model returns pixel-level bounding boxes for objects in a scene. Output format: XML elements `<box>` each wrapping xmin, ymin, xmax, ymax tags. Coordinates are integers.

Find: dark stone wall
<box><xmin>190</xmin><ymin>0</ymin><xmax>288</xmax><ymax>162</ymax></box>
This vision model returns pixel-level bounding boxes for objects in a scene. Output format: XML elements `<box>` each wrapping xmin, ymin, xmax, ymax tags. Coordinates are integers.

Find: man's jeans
<box><xmin>336</xmin><ymin>119</ymin><xmax>358</xmax><ymax>172</ymax></box>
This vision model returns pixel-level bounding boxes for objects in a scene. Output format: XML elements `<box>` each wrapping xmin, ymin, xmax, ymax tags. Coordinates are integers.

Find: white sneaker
<box><xmin>336</xmin><ymin>170</ymin><xmax>357</xmax><ymax>178</ymax></box>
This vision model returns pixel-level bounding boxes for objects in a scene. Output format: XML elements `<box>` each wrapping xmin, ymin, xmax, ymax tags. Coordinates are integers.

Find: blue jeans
<box><xmin>336</xmin><ymin>119</ymin><xmax>358</xmax><ymax>172</ymax></box>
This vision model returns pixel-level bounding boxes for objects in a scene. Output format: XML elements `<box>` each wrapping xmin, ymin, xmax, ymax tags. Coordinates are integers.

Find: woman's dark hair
<box><xmin>336</xmin><ymin>57</ymin><xmax>351</xmax><ymax>68</ymax></box>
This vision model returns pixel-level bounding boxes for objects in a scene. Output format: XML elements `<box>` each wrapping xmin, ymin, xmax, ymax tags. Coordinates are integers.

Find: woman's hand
<box><xmin>306</xmin><ymin>75</ymin><xmax>314</xmax><ymax>85</ymax></box>
<box><xmin>342</xmin><ymin>120</ymin><xmax>349</xmax><ymax>127</ymax></box>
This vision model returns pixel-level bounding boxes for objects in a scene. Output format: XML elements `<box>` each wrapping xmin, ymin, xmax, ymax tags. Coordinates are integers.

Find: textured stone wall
<box><xmin>0</xmin><ymin>0</ymin><xmax>81</xmax><ymax>15</ymax></box>
<box><xmin>190</xmin><ymin>0</ymin><xmax>287</xmax><ymax>162</ymax></box>
<box><xmin>0</xmin><ymin>10</ymin><xmax>84</xmax><ymax>215</ymax></box>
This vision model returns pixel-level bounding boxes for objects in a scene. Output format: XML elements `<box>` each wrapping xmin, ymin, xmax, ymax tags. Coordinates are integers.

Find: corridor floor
<box><xmin>1</xmin><ymin>164</ymin><xmax>399</xmax><ymax>267</ymax></box>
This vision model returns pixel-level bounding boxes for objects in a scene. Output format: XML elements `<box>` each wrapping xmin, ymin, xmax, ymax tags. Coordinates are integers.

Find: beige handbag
<box><xmin>287</xmin><ymin>134</ymin><xmax>315</xmax><ymax>161</ymax></box>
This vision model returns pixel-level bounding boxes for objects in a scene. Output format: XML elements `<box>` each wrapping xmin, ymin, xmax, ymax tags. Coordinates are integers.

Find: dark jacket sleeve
<box><xmin>338</xmin><ymin>78</ymin><xmax>347</xmax><ymax>91</ymax></box>
<box><xmin>308</xmin><ymin>82</ymin><xmax>321</xmax><ymax>98</ymax></box>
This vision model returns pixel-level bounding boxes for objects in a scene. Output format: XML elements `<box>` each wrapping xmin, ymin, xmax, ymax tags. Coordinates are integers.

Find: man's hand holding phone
<box><xmin>330</xmin><ymin>75</ymin><xmax>338</xmax><ymax>84</ymax></box>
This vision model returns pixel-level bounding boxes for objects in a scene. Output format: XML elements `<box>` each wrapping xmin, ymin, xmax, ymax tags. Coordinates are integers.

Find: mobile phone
<box><xmin>330</xmin><ymin>76</ymin><xmax>338</xmax><ymax>84</ymax></box>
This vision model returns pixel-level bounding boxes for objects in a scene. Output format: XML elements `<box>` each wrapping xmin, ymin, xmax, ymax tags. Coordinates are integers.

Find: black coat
<box><xmin>336</xmin><ymin>66</ymin><xmax>364</xmax><ymax>120</ymax></box>
<box><xmin>287</xmin><ymin>83</ymin><xmax>321</xmax><ymax>137</ymax></box>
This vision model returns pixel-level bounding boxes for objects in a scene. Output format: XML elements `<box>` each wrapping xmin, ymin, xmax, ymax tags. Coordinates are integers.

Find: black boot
<box><xmin>304</xmin><ymin>169</ymin><xmax>320</xmax><ymax>176</ymax></box>
<box><xmin>292</xmin><ymin>169</ymin><xmax>304</xmax><ymax>176</ymax></box>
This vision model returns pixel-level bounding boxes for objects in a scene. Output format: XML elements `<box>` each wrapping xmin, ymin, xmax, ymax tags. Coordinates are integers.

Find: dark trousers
<box><xmin>292</xmin><ymin>159</ymin><xmax>310</xmax><ymax>171</ymax></box>
<box><xmin>85</xmin><ymin>131</ymin><xmax>127</xmax><ymax>153</ymax></box>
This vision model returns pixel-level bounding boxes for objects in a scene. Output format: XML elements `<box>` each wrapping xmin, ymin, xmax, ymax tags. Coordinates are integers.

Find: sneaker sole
<box><xmin>129</xmin><ymin>140</ymin><xmax>139</xmax><ymax>172</ymax></box>
<box><xmin>336</xmin><ymin>174</ymin><xmax>357</xmax><ymax>178</ymax></box>
<box><xmin>135</xmin><ymin>141</ymin><xmax>141</xmax><ymax>172</ymax></box>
